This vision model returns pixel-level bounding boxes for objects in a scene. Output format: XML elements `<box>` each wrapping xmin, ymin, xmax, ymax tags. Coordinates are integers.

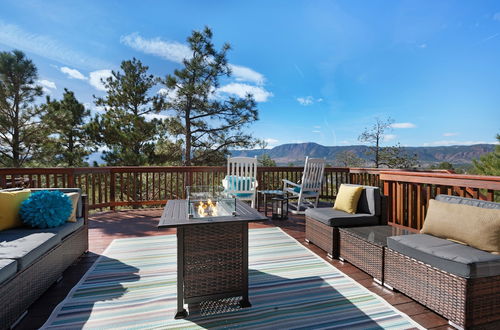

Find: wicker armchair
<box><xmin>305</xmin><ymin>184</ymin><xmax>384</xmax><ymax>258</ymax></box>
<box><xmin>384</xmin><ymin>195</ymin><xmax>500</xmax><ymax>329</ymax></box>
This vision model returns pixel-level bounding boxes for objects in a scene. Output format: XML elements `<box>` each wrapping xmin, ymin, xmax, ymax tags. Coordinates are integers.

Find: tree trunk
<box><xmin>184</xmin><ymin>109</ymin><xmax>191</xmax><ymax>166</ymax></box>
<box><xmin>12</xmin><ymin>101</ymin><xmax>20</xmax><ymax>168</ymax></box>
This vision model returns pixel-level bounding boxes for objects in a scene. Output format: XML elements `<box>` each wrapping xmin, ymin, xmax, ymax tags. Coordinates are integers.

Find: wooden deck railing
<box><xmin>2</xmin><ymin>166</ymin><xmax>498</xmax><ymax>232</ymax></box>
<box><xmin>381</xmin><ymin>171</ymin><xmax>500</xmax><ymax>231</ymax></box>
<box><xmin>0</xmin><ymin>166</ymin><xmax>354</xmax><ymax>210</ymax></box>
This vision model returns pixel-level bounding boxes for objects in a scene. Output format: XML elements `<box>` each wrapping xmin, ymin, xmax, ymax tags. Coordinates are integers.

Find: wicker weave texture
<box><xmin>0</xmin><ymin>225</ymin><xmax>88</xmax><ymax>330</ymax></box>
<box><xmin>305</xmin><ymin>216</ymin><xmax>339</xmax><ymax>258</ymax></box>
<box><xmin>183</xmin><ymin>223</ymin><xmax>244</xmax><ymax>299</ymax></box>
<box><xmin>384</xmin><ymin>248</ymin><xmax>500</xmax><ymax>329</ymax></box>
<box><xmin>339</xmin><ymin>229</ymin><xmax>383</xmax><ymax>281</ymax></box>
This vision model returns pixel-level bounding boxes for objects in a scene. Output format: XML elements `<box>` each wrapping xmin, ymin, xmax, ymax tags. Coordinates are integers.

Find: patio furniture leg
<box><xmin>175</xmin><ymin>227</ymin><xmax>188</xmax><ymax>319</ymax></box>
<box><xmin>239</xmin><ymin>224</ymin><xmax>252</xmax><ymax>308</ymax></box>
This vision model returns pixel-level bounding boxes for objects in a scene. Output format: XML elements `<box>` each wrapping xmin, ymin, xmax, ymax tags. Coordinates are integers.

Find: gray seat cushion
<box><xmin>435</xmin><ymin>194</ymin><xmax>500</xmax><ymax>209</ymax></box>
<box><xmin>0</xmin><ymin>259</ymin><xmax>17</xmax><ymax>285</ymax></box>
<box><xmin>305</xmin><ymin>208</ymin><xmax>379</xmax><ymax>227</ymax></box>
<box><xmin>47</xmin><ymin>218</ymin><xmax>85</xmax><ymax>239</ymax></box>
<box><xmin>387</xmin><ymin>234</ymin><xmax>500</xmax><ymax>278</ymax></box>
<box><xmin>342</xmin><ymin>184</ymin><xmax>381</xmax><ymax>216</ymax></box>
<box><xmin>0</xmin><ymin>230</ymin><xmax>61</xmax><ymax>271</ymax></box>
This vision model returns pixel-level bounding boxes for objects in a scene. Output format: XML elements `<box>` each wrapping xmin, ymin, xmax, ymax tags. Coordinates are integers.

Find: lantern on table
<box><xmin>271</xmin><ymin>196</ymin><xmax>288</xmax><ymax>220</ymax></box>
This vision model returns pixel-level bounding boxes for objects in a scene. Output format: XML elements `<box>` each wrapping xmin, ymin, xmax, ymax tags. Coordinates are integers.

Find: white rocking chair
<box><xmin>222</xmin><ymin>156</ymin><xmax>258</xmax><ymax>208</ymax></box>
<box><xmin>283</xmin><ymin>157</ymin><xmax>326</xmax><ymax>214</ymax></box>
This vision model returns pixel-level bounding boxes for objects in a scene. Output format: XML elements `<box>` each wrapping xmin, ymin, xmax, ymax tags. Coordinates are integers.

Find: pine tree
<box><xmin>335</xmin><ymin>150</ymin><xmax>365</xmax><ymax>167</ymax></box>
<box><xmin>41</xmin><ymin>89</ymin><xmax>93</xmax><ymax>166</ymax></box>
<box><xmin>162</xmin><ymin>27</ymin><xmax>259</xmax><ymax>166</ymax></box>
<box><xmin>0</xmin><ymin>50</ymin><xmax>45</xmax><ymax>167</ymax></box>
<box><xmin>358</xmin><ymin>117</ymin><xmax>418</xmax><ymax>168</ymax></box>
<box><xmin>90</xmin><ymin>58</ymin><xmax>165</xmax><ymax>166</ymax></box>
<box><xmin>358</xmin><ymin>117</ymin><xmax>394</xmax><ymax>168</ymax></box>
<box><xmin>473</xmin><ymin>134</ymin><xmax>500</xmax><ymax>176</ymax></box>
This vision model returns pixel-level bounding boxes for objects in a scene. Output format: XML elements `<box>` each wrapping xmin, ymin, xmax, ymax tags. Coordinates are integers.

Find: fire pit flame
<box><xmin>196</xmin><ymin>199</ymin><xmax>218</xmax><ymax>217</ymax></box>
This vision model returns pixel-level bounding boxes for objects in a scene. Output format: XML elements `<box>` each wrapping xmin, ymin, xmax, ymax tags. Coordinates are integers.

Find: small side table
<box><xmin>339</xmin><ymin>225</ymin><xmax>414</xmax><ymax>285</ymax></box>
<box><xmin>257</xmin><ymin>190</ymin><xmax>285</xmax><ymax>217</ymax></box>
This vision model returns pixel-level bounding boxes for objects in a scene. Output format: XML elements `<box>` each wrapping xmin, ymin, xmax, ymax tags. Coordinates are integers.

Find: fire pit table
<box><xmin>158</xmin><ymin>187</ymin><xmax>267</xmax><ymax>319</ymax></box>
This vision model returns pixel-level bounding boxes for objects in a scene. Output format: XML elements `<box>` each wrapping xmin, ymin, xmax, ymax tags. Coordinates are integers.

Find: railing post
<box><xmin>110</xmin><ymin>169</ymin><xmax>116</xmax><ymax>211</ymax></box>
<box><xmin>67</xmin><ymin>169</ymin><xmax>75</xmax><ymax>188</ymax></box>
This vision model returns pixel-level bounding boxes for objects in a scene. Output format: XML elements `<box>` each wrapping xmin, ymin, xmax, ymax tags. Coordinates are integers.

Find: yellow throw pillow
<box><xmin>0</xmin><ymin>189</ymin><xmax>31</xmax><ymax>231</ymax></box>
<box><xmin>66</xmin><ymin>192</ymin><xmax>80</xmax><ymax>223</ymax></box>
<box><xmin>421</xmin><ymin>199</ymin><xmax>500</xmax><ymax>254</ymax></box>
<box><xmin>333</xmin><ymin>185</ymin><xmax>363</xmax><ymax>214</ymax></box>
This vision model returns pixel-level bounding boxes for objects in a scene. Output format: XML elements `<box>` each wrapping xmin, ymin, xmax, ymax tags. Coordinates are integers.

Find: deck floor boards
<box><xmin>16</xmin><ymin>208</ymin><xmax>448</xmax><ymax>329</ymax></box>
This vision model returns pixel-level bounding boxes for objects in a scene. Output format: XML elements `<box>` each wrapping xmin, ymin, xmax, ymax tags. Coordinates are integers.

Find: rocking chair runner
<box><xmin>222</xmin><ymin>156</ymin><xmax>258</xmax><ymax>208</ymax></box>
<box><xmin>283</xmin><ymin>157</ymin><xmax>326</xmax><ymax>214</ymax></box>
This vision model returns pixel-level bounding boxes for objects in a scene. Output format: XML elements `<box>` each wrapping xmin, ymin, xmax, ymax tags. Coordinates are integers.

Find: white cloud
<box><xmin>418</xmin><ymin>43</ymin><xmax>427</xmax><ymax>49</ymax></box>
<box><xmin>120</xmin><ymin>33</ymin><xmax>191</xmax><ymax>63</ymax></box>
<box><xmin>340</xmin><ymin>140</ymin><xmax>350</xmax><ymax>145</ymax></box>
<box><xmin>423</xmin><ymin>140</ymin><xmax>495</xmax><ymax>146</ymax></box>
<box><xmin>217</xmin><ymin>83</ymin><xmax>272</xmax><ymax>102</ymax></box>
<box><xmin>60</xmin><ymin>66</ymin><xmax>87</xmax><ymax>80</ymax></box>
<box><xmin>38</xmin><ymin>79</ymin><xmax>56</xmax><ymax>90</ymax></box>
<box><xmin>494</xmin><ymin>12</ymin><xmax>500</xmax><ymax>21</ymax></box>
<box><xmin>158</xmin><ymin>87</ymin><xmax>182</xmax><ymax>102</ymax></box>
<box><xmin>89</xmin><ymin>69</ymin><xmax>112</xmax><ymax>91</ymax></box>
<box><xmin>264</xmin><ymin>138</ymin><xmax>279</xmax><ymax>146</ymax></box>
<box><xmin>38</xmin><ymin>79</ymin><xmax>56</xmax><ymax>94</ymax></box>
<box><xmin>383</xmin><ymin>134</ymin><xmax>397</xmax><ymax>142</ymax></box>
<box><xmin>229</xmin><ymin>64</ymin><xmax>265</xmax><ymax>85</ymax></box>
<box><xmin>121</xmin><ymin>33</ymin><xmax>268</xmax><ymax>86</ymax></box>
<box><xmin>296</xmin><ymin>96</ymin><xmax>323</xmax><ymax>106</ymax></box>
<box><xmin>297</xmin><ymin>96</ymin><xmax>313</xmax><ymax>106</ymax></box>
<box><xmin>0</xmin><ymin>20</ymin><xmax>110</xmax><ymax>70</ymax></box>
<box><xmin>143</xmin><ymin>113</ymin><xmax>172</xmax><ymax>121</ymax></box>
<box><xmin>312</xmin><ymin>130</ymin><xmax>321</xmax><ymax>133</ymax></box>
<box><xmin>390</xmin><ymin>122</ymin><xmax>416</xmax><ymax>129</ymax></box>
<box><xmin>442</xmin><ymin>132</ymin><xmax>458</xmax><ymax>137</ymax></box>
<box><xmin>313</xmin><ymin>125</ymin><xmax>321</xmax><ymax>129</ymax></box>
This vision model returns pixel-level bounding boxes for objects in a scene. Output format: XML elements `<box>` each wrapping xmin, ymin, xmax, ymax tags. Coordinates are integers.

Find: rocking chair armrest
<box><xmin>282</xmin><ymin>179</ymin><xmax>300</xmax><ymax>188</ymax></box>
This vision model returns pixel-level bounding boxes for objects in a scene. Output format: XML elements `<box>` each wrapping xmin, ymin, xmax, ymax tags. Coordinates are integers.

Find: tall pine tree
<box><xmin>0</xmin><ymin>50</ymin><xmax>45</xmax><ymax>167</ymax></box>
<box><xmin>41</xmin><ymin>89</ymin><xmax>93</xmax><ymax>166</ymax></box>
<box><xmin>162</xmin><ymin>27</ymin><xmax>259</xmax><ymax>165</ymax></box>
<box><xmin>90</xmin><ymin>58</ymin><xmax>165</xmax><ymax>166</ymax></box>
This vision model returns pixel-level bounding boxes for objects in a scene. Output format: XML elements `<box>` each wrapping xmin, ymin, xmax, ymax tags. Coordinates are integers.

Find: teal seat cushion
<box><xmin>0</xmin><ymin>229</ymin><xmax>61</xmax><ymax>271</ymax></box>
<box><xmin>233</xmin><ymin>193</ymin><xmax>254</xmax><ymax>198</ymax></box>
<box><xmin>224</xmin><ymin>175</ymin><xmax>255</xmax><ymax>191</ymax></box>
<box><xmin>0</xmin><ymin>259</ymin><xmax>17</xmax><ymax>285</ymax></box>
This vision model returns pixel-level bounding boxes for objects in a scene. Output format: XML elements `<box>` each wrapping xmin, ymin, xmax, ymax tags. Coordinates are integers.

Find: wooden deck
<box><xmin>16</xmin><ymin>209</ymin><xmax>453</xmax><ymax>330</ymax></box>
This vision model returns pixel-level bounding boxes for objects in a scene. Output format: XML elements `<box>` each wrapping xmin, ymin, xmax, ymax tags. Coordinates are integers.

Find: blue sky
<box><xmin>1</xmin><ymin>0</ymin><xmax>499</xmax><ymax>148</ymax></box>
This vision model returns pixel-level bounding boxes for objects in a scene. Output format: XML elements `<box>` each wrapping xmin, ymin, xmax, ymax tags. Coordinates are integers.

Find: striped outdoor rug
<box><xmin>43</xmin><ymin>228</ymin><xmax>422</xmax><ymax>329</ymax></box>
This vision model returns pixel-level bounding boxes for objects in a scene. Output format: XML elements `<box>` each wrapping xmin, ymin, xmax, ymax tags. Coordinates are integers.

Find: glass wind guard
<box><xmin>186</xmin><ymin>186</ymin><xmax>237</xmax><ymax>219</ymax></box>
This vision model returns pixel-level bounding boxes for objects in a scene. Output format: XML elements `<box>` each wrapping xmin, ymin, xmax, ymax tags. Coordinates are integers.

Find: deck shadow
<box><xmin>183</xmin><ymin>269</ymin><xmax>385</xmax><ymax>329</ymax></box>
<box><xmin>40</xmin><ymin>255</ymin><xmax>140</xmax><ymax>329</ymax></box>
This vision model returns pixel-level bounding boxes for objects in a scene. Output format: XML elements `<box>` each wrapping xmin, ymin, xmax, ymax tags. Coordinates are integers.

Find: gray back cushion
<box><xmin>435</xmin><ymin>194</ymin><xmax>500</xmax><ymax>210</ymax></box>
<box><xmin>343</xmin><ymin>184</ymin><xmax>381</xmax><ymax>215</ymax></box>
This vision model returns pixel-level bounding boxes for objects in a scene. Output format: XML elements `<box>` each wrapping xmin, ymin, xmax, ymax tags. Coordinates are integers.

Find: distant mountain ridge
<box><xmin>231</xmin><ymin>142</ymin><xmax>495</xmax><ymax>166</ymax></box>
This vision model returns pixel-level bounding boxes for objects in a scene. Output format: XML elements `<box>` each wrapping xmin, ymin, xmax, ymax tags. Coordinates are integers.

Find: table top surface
<box><xmin>158</xmin><ymin>199</ymin><xmax>268</xmax><ymax>228</ymax></box>
<box><xmin>339</xmin><ymin>225</ymin><xmax>414</xmax><ymax>247</ymax></box>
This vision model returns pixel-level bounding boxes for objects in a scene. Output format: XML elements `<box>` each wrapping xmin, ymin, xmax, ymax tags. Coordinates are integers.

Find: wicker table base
<box><xmin>158</xmin><ymin>200</ymin><xmax>266</xmax><ymax>319</ymax></box>
<box><xmin>339</xmin><ymin>226</ymin><xmax>413</xmax><ymax>284</ymax></box>
<box><xmin>175</xmin><ymin>222</ymin><xmax>250</xmax><ymax>318</ymax></box>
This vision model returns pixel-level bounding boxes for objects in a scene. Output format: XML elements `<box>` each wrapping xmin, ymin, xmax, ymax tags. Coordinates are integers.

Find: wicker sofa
<box><xmin>384</xmin><ymin>195</ymin><xmax>500</xmax><ymax>330</ymax></box>
<box><xmin>305</xmin><ymin>184</ymin><xmax>384</xmax><ymax>258</ymax></box>
<box><xmin>0</xmin><ymin>188</ymin><xmax>89</xmax><ymax>330</ymax></box>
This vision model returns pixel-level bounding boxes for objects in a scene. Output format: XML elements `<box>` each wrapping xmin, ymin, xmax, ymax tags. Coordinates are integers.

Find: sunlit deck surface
<box><xmin>17</xmin><ymin>209</ymin><xmax>453</xmax><ymax>330</ymax></box>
